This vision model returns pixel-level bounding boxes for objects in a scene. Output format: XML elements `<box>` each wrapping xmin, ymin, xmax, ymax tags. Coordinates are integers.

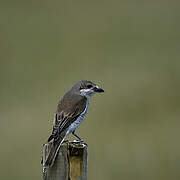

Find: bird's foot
<box><xmin>73</xmin><ymin>139</ymin><xmax>87</xmax><ymax>146</ymax></box>
<box><xmin>72</xmin><ymin>131</ymin><xmax>84</xmax><ymax>141</ymax></box>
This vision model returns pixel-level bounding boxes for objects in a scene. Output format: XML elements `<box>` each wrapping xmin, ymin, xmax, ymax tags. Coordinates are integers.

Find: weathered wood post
<box><xmin>42</xmin><ymin>141</ymin><xmax>88</xmax><ymax>180</ymax></box>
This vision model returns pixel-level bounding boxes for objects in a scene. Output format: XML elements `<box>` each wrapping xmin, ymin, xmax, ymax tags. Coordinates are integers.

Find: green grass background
<box><xmin>0</xmin><ymin>0</ymin><xmax>180</xmax><ymax>179</ymax></box>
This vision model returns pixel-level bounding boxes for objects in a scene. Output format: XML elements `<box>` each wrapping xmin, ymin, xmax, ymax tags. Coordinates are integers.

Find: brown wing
<box><xmin>47</xmin><ymin>94</ymin><xmax>87</xmax><ymax>142</ymax></box>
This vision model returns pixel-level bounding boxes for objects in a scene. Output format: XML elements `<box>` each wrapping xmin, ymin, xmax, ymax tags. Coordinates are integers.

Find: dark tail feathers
<box><xmin>43</xmin><ymin>136</ymin><xmax>64</xmax><ymax>167</ymax></box>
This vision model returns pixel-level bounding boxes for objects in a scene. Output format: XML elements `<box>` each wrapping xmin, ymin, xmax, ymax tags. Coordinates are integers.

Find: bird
<box><xmin>43</xmin><ymin>80</ymin><xmax>104</xmax><ymax>167</ymax></box>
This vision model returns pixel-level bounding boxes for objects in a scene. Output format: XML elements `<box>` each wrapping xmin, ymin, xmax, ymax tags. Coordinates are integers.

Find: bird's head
<box><xmin>72</xmin><ymin>80</ymin><xmax>104</xmax><ymax>98</ymax></box>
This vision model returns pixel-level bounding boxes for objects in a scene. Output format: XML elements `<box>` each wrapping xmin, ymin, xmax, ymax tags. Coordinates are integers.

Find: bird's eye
<box><xmin>87</xmin><ymin>84</ymin><xmax>93</xmax><ymax>89</ymax></box>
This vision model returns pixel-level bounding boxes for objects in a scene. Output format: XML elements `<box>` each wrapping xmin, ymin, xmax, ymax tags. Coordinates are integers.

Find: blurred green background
<box><xmin>0</xmin><ymin>0</ymin><xmax>180</xmax><ymax>180</ymax></box>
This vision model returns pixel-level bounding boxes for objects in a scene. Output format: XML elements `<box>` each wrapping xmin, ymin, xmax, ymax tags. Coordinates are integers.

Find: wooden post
<box><xmin>42</xmin><ymin>141</ymin><xmax>88</xmax><ymax>180</ymax></box>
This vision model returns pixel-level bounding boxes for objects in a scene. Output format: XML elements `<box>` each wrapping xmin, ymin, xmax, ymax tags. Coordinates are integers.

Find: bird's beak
<box><xmin>94</xmin><ymin>86</ymin><xmax>104</xmax><ymax>93</ymax></box>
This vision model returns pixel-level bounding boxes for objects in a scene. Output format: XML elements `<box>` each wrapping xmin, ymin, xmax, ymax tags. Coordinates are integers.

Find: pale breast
<box><xmin>66</xmin><ymin>98</ymin><xmax>90</xmax><ymax>135</ymax></box>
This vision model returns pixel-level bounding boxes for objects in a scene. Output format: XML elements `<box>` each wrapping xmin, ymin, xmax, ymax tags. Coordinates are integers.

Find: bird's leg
<box><xmin>72</xmin><ymin>131</ymin><xmax>83</xmax><ymax>142</ymax></box>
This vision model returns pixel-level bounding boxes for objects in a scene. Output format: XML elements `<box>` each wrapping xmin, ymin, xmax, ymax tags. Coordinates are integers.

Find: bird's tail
<box><xmin>42</xmin><ymin>136</ymin><xmax>64</xmax><ymax>167</ymax></box>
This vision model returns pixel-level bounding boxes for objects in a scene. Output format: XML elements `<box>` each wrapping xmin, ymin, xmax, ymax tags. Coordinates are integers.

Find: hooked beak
<box><xmin>93</xmin><ymin>86</ymin><xmax>104</xmax><ymax>93</ymax></box>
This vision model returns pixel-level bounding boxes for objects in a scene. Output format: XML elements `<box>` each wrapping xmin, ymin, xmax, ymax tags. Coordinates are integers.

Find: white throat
<box><xmin>80</xmin><ymin>89</ymin><xmax>95</xmax><ymax>98</ymax></box>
